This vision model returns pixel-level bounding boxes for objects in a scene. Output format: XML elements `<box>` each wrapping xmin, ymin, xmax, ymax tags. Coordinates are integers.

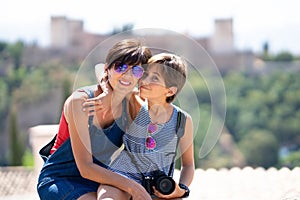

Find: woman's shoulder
<box><xmin>65</xmin><ymin>85</ymin><xmax>97</xmax><ymax>106</ymax></box>
<box><xmin>63</xmin><ymin>85</ymin><xmax>97</xmax><ymax>122</ymax></box>
<box><xmin>76</xmin><ymin>85</ymin><xmax>98</xmax><ymax>98</ymax></box>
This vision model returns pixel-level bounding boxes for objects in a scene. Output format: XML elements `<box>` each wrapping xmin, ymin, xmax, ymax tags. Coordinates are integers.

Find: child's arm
<box><xmin>153</xmin><ymin>114</ymin><xmax>195</xmax><ymax>199</ymax></box>
<box><xmin>178</xmin><ymin>114</ymin><xmax>195</xmax><ymax>186</ymax></box>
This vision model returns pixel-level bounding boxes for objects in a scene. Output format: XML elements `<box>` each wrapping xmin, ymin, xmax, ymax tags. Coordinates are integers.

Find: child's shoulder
<box><xmin>172</xmin><ymin>104</ymin><xmax>190</xmax><ymax>118</ymax></box>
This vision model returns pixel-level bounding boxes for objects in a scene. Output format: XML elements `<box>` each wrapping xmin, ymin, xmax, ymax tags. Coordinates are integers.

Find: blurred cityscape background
<box><xmin>0</xmin><ymin>14</ymin><xmax>299</xmax><ymax>170</ymax></box>
<box><xmin>1</xmin><ymin>0</ymin><xmax>300</xmax><ymax>197</ymax></box>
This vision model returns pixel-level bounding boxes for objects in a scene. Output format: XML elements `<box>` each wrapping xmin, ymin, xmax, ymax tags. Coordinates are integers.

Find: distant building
<box><xmin>49</xmin><ymin>16</ymin><xmax>254</xmax><ymax>73</ymax></box>
<box><xmin>209</xmin><ymin>18</ymin><xmax>234</xmax><ymax>54</ymax></box>
<box><xmin>51</xmin><ymin>16</ymin><xmax>84</xmax><ymax>48</ymax></box>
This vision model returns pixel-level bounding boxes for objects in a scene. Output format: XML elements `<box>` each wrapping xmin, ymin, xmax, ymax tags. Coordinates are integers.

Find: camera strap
<box><xmin>126</xmin><ymin>109</ymin><xmax>187</xmax><ymax>178</ymax></box>
<box><xmin>168</xmin><ymin>110</ymin><xmax>186</xmax><ymax>176</ymax></box>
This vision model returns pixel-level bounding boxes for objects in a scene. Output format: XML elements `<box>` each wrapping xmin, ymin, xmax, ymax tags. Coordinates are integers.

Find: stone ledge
<box><xmin>1</xmin><ymin>167</ymin><xmax>300</xmax><ymax>200</ymax></box>
<box><xmin>17</xmin><ymin>124</ymin><xmax>300</xmax><ymax>200</ymax></box>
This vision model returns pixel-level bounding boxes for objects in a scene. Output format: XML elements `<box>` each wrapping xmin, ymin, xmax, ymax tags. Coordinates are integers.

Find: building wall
<box><xmin>209</xmin><ymin>18</ymin><xmax>234</xmax><ymax>53</ymax></box>
<box><xmin>49</xmin><ymin>16</ymin><xmax>254</xmax><ymax>72</ymax></box>
<box><xmin>51</xmin><ymin>16</ymin><xmax>69</xmax><ymax>48</ymax></box>
<box><xmin>51</xmin><ymin>16</ymin><xmax>84</xmax><ymax>48</ymax></box>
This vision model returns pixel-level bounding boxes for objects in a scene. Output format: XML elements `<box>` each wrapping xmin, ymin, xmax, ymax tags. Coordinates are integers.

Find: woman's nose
<box><xmin>123</xmin><ymin>67</ymin><xmax>133</xmax><ymax>77</ymax></box>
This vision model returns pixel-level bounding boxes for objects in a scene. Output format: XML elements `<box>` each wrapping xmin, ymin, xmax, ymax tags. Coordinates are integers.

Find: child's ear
<box><xmin>166</xmin><ymin>86</ymin><xmax>177</xmax><ymax>97</ymax></box>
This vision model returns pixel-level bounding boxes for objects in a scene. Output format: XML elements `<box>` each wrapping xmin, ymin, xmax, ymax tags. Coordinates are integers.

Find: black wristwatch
<box><xmin>178</xmin><ymin>183</ymin><xmax>190</xmax><ymax>198</ymax></box>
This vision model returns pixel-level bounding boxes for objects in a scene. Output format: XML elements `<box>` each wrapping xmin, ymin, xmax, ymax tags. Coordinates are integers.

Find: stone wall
<box><xmin>26</xmin><ymin>124</ymin><xmax>300</xmax><ymax>200</ymax></box>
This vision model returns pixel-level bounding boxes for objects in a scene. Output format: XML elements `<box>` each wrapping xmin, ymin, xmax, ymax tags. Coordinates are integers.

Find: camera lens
<box><xmin>155</xmin><ymin>176</ymin><xmax>175</xmax><ymax>195</ymax></box>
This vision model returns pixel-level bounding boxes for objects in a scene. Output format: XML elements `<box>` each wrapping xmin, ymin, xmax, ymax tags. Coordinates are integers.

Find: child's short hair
<box><xmin>148</xmin><ymin>53</ymin><xmax>187</xmax><ymax>103</ymax></box>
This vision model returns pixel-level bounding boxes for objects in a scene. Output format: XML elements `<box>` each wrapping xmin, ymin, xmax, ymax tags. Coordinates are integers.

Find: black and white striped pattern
<box><xmin>109</xmin><ymin>101</ymin><xmax>181</xmax><ymax>183</ymax></box>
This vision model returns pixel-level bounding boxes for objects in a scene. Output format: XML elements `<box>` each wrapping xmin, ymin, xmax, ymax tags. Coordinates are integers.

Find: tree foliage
<box><xmin>1</xmin><ymin>40</ymin><xmax>300</xmax><ymax>169</ymax></box>
<box><xmin>7</xmin><ymin>41</ymin><xmax>24</xmax><ymax>69</ymax></box>
<box><xmin>223</xmin><ymin>71</ymin><xmax>300</xmax><ymax>168</ymax></box>
<box><xmin>0</xmin><ymin>41</ymin><xmax>75</xmax><ymax>166</ymax></box>
<box><xmin>238</xmin><ymin>129</ymin><xmax>278</xmax><ymax>168</ymax></box>
<box><xmin>9</xmin><ymin>106</ymin><xmax>24</xmax><ymax>166</ymax></box>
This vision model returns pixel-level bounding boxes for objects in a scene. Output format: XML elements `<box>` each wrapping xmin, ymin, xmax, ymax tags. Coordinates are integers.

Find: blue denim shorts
<box><xmin>37</xmin><ymin>177</ymin><xmax>99</xmax><ymax>200</ymax></box>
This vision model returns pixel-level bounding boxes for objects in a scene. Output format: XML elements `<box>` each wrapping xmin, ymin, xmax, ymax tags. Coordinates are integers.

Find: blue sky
<box><xmin>1</xmin><ymin>0</ymin><xmax>300</xmax><ymax>54</ymax></box>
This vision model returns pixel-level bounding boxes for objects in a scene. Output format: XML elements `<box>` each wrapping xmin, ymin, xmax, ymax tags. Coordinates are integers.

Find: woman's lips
<box><xmin>119</xmin><ymin>79</ymin><xmax>131</xmax><ymax>86</ymax></box>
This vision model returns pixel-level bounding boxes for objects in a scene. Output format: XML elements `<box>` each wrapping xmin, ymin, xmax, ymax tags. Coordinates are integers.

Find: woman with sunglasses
<box><xmin>87</xmin><ymin>53</ymin><xmax>195</xmax><ymax>199</ymax></box>
<box><xmin>37</xmin><ymin>39</ymin><xmax>153</xmax><ymax>200</ymax></box>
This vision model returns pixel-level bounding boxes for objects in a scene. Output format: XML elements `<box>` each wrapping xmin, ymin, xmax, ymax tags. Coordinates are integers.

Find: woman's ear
<box><xmin>95</xmin><ymin>63</ymin><xmax>107</xmax><ymax>84</ymax></box>
<box><xmin>104</xmin><ymin>63</ymin><xmax>108</xmax><ymax>71</ymax></box>
<box><xmin>166</xmin><ymin>86</ymin><xmax>177</xmax><ymax>97</ymax></box>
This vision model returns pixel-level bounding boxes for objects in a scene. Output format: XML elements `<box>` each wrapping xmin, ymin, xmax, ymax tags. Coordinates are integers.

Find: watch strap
<box><xmin>178</xmin><ymin>183</ymin><xmax>190</xmax><ymax>198</ymax></box>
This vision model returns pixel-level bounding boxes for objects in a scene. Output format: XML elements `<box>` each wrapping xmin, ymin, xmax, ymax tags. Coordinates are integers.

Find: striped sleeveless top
<box><xmin>109</xmin><ymin>100</ymin><xmax>184</xmax><ymax>183</ymax></box>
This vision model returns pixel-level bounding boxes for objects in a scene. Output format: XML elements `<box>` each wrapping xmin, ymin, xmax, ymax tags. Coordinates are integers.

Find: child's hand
<box><xmin>152</xmin><ymin>182</ymin><xmax>185</xmax><ymax>199</ymax></box>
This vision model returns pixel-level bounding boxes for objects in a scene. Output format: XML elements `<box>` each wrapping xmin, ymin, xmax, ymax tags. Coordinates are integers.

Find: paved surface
<box><xmin>183</xmin><ymin>167</ymin><xmax>300</xmax><ymax>200</ymax></box>
<box><xmin>1</xmin><ymin>167</ymin><xmax>300</xmax><ymax>200</ymax></box>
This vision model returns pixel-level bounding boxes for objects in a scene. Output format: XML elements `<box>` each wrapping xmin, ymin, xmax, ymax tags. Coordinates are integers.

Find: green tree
<box><xmin>280</xmin><ymin>151</ymin><xmax>300</xmax><ymax>168</ymax></box>
<box><xmin>6</xmin><ymin>66</ymin><xmax>27</xmax><ymax>91</ymax></box>
<box><xmin>0</xmin><ymin>41</ymin><xmax>7</xmax><ymax>53</ymax></box>
<box><xmin>262</xmin><ymin>41</ymin><xmax>270</xmax><ymax>60</ymax></box>
<box><xmin>238</xmin><ymin>129</ymin><xmax>279</xmax><ymax>168</ymax></box>
<box><xmin>9</xmin><ymin>106</ymin><xmax>24</xmax><ymax>166</ymax></box>
<box><xmin>7</xmin><ymin>41</ymin><xmax>24</xmax><ymax>70</ymax></box>
<box><xmin>0</xmin><ymin>79</ymin><xmax>8</xmax><ymax>113</ymax></box>
<box><xmin>274</xmin><ymin>51</ymin><xmax>293</xmax><ymax>62</ymax></box>
<box><xmin>0</xmin><ymin>80</ymin><xmax>9</xmax><ymax>133</ymax></box>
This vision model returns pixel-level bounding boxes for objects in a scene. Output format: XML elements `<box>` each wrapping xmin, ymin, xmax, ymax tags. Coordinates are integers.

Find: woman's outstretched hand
<box><xmin>129</xmin><ymin>181</ymin><xmax>152</xmax><ymax>200</ymax></box>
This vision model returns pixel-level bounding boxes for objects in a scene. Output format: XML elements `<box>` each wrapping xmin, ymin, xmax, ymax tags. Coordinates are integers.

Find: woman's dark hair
<box><xmin>106</xmin><ymin>39</ymin><xmax>152</xmax><ymax>69</ymax></box>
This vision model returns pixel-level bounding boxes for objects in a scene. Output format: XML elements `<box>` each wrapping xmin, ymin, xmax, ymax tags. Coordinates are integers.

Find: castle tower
<box><xmin>210</xmin><ymin>18</ymin><xmax>234</xmax><ymax>53</ymax></box>
<box><xmin>50</xmin><ymin>16</ymin><xmax>83</xmax><ymax>48</ymax></box>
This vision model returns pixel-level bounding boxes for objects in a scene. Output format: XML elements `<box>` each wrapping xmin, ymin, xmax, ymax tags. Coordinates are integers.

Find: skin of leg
<box><xmin>77</xmin><ymin>192</ymin><xmax>97</xmax><ymax>200</ymax></box>
<box><xmin>97</xmin><ymin>184</ymin><xmax>131</xmax><ymax>200</ymax></box>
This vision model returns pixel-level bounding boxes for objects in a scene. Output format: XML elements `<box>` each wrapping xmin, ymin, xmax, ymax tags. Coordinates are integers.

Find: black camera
<box><xmin>142</xmin><ymin>171</ymin><xmax>176</xmax><ymax>195</ymax></box>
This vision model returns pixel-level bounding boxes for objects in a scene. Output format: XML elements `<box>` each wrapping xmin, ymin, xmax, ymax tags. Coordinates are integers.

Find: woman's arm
<box><xmin>64</xmin><ymin>91</ymin><xmax>151</xmax><ymax>200</ymax></box>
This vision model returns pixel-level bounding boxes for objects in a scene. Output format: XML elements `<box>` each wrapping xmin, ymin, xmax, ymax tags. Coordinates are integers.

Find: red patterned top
<box><xmin>50</xmin><ymin>110</ymin><xmax>70</xmax><ymax>154</ymax></box>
